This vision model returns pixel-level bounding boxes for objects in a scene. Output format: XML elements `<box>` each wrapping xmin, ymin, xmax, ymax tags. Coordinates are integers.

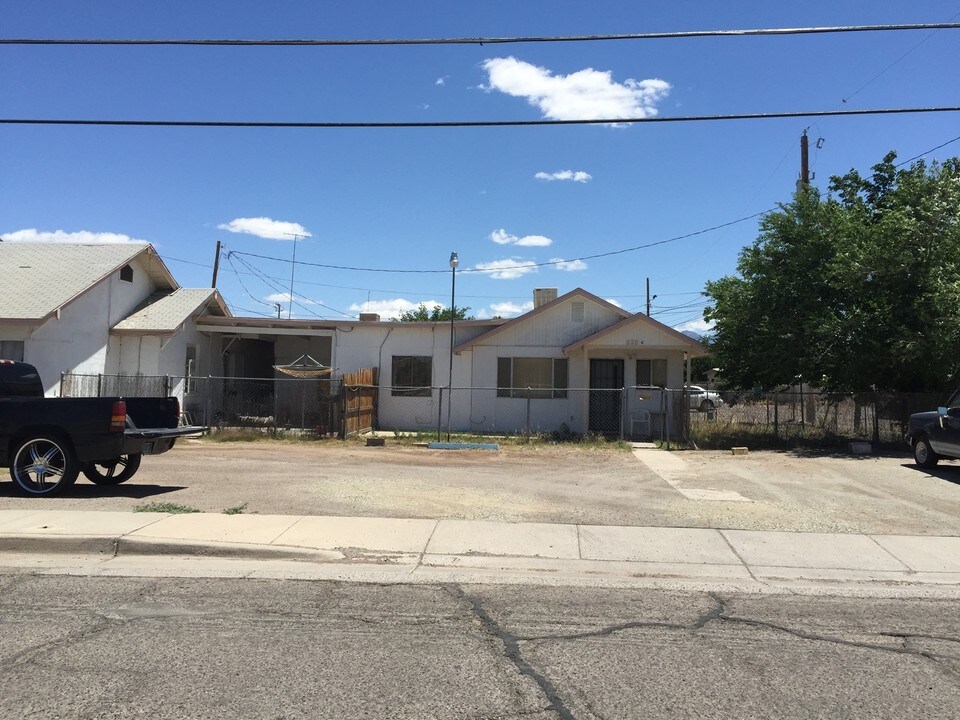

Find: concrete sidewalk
<box><xmin>1</xmin><ymin>509</ymin><xmax>959</xmax><ymax>596</ymax></box>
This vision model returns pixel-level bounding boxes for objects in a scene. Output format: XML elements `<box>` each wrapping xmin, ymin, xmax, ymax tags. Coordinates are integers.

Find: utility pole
<box><xmin>798</xmin><ymin>129</ymin><xmax>810</xmax><ymax>189</ymax></box>
<box><xmin>211</xmin><ymin>240</ymin><xmax>221</xmax><ymax>288</ymax></box>
<box><xmin>646</xmin><ymin>278</ymin><xmax>651</xmax><ymax>316</ymax></box>
<box><xmin>283</xmin><ymin>233</ymin><xmax>306</xmax><ymax>319</ymax></box>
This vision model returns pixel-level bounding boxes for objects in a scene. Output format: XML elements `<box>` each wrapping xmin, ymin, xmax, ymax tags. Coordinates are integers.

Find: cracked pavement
<box><xmin>2</xmin><ymin>574</ymin><xmax>958</xmax><ymax>719</ymax></box>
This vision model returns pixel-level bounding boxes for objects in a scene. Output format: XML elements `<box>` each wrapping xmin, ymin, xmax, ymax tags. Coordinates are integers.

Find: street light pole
<box><xmin>447</xmin><ymin>251</ymin><xmax>459</xmax><ymax>441</ymax></box>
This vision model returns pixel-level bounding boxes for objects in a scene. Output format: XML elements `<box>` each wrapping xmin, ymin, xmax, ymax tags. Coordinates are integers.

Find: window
<box><xmin>184</xmin><ymin>345</ymin><xmax>197</xmax><ymax>394</ymax></box>
<box><xmin>637</xmin><ymin>358</ymin><xmax>668</xmax><ymax>388</ymax></box>
<box><xmin>392</xmin><ymin>356</ymin><xmax>432</xmax><ymax>396</ymax></box>
<box><xmin>497</xmin><ymin>357</ymin><xmax>568</xmax><ymax>398</ymax></box>
<box><xmin>0</xmin><ymin>340</ymin><xmax>25</xmax><ymax>362</ymax></box>
<box><xmin>119</xmin><ymin>264</ymin><xmax>134</xmax><ymax>283</ymax></box>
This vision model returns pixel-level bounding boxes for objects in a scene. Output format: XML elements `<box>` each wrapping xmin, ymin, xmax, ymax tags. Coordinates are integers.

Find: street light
<box><xmin>447</xmin><ymin>251</ymin><xmax>459</xmax><ymax>441</ymax></box>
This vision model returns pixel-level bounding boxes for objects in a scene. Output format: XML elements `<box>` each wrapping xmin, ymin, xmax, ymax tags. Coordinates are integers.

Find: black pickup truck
<box><xmin>906</xmin><ymin>389</ymin><xmax>960</xmax><ymax>468</ymax></box>
<box><xmin>0</xmin><ymin>360</ymin><xmax>205</xmax><ymax>496</ymax></box>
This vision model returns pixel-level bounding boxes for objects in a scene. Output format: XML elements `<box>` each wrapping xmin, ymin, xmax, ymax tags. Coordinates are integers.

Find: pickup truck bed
<box><xmin>1</xmin><ymin>360</ymin><xmax>205</xmax><ymax>496</ymax></box>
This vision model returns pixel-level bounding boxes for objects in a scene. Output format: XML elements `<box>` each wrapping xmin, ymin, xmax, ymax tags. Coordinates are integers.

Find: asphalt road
<box><xmin>1</xmin><ymin>438</ymin><xmax>959</xmax><ymax>535</ymax></box>
<box><xmin>1</xmin><ymin>574</ymin><xmax>958</xmax><ymax>719</ymax></box>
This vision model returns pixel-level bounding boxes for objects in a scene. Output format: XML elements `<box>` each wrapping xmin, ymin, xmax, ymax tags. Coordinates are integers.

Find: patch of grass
<box><xmin>223</xmin><ymin>502</ymin><xmax>248</xmax><ymax>515</ymax></box>
<box><xmin>134</xmin><ymin>502</ymin><xmax>201</xmax><ymax>514</ymax></box>
<box><xmin>385</xmin><ymin>430</ymin><xmax>630</xmax><ymax>451</ymax></box>
<box><xmin>690</xmin><ymin>419</ymin><xmax>856</xmax><ymax>451</ymax></box>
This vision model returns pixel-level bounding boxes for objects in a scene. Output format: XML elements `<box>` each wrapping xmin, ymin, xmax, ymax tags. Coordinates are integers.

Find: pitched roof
<box><xmin>563</xmin><ymin>312</ymin><xmax>709</xmax><ymax>355</ymax></box>
<box><xmin>112</xmin><ymin>288</ymin><xmax>231</xmax><ymax>333</ymax></box>
<box><xmin>0</xmin><ymin>243</ymin><xmax>177</xmax><ymax>323</ymax></box>
<box><xmin>453</xmin><ymin>288</ymin><xmax>630</xmax><ymax>352</ymax></box>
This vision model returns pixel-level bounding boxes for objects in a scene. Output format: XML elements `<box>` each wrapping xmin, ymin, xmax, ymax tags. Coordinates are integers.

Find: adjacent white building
<box><xmin>0</xmin><ymin>242</ymin><xmax>229</xmax><ymax>394</ymax></box>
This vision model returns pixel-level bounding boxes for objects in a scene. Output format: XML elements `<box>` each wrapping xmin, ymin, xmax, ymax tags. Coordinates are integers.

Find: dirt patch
<box><xmin>1</xmin><ymin>439</ymin><xmax>958</xmax><ymax>534</ymax></box>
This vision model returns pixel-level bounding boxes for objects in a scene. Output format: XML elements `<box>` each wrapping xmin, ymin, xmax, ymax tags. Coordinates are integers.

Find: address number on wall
<box><xmin>625</xmin><ymin>339</ymin><xmax>645</xmax><ymax>346</ymax></box>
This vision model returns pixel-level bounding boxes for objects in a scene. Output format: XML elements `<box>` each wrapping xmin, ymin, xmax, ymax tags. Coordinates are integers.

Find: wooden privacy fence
<box><xmin>341</xmin><ymin>368</ymin><xmax>378</xmax><ymax>438</ymax></box>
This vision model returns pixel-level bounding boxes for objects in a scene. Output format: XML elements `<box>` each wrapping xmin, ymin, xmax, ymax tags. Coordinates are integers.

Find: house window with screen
<box><xmin>497</xmin><ymin>357</ymin><xmax>568</xmax><ymax>398</ymax></box>
<box><xmin>391</xmin><ymin>356</ymin><xmax>432</xmax><ymax>396</ymax></box>
<box><xmin>119</xmin><ymin>264</ymin><xmax>134</xmax><ymax>283</ymax></box>
<box><xmin>637</xmin><ymin>358</ymin><xmax>668</xmax><ymax>388</ymax></box>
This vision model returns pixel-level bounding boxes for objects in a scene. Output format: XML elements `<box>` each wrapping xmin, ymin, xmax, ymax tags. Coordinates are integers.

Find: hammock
<box><xmin>273</xmin><ymin>354</ymin><xmax>333</xmax><ymax>379</ymax></box>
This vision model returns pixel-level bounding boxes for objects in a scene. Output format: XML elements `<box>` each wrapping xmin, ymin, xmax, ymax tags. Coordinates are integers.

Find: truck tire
<box><xmin>82</xmin><ymin>453</ymin><xmax>142</xmax><ymax>485</ymax></box>
<box><xmin>913</xmin><ymin>437</ymin><xmax>940</xmax><ymax>468</ymax></box>
<box><xmin>9</xmin><ymin>436</ymin><xmax>80</xmax><ymax>496</ymax></box>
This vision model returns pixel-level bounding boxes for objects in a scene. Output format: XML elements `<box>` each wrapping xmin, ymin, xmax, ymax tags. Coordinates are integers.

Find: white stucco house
<box><xmin>0</xmin><ymin>240</ymin><xmax>706</xmax><ymax>436</ymax></box>
<box><xmin>0</xmin><ymin>242</ymin><xmax>229</xmax><ymax>395</ymax></box>
<box><xmin>197</xmin><ymin>287</ymin><xmax>708</xmax><ymax>437</ymax></box>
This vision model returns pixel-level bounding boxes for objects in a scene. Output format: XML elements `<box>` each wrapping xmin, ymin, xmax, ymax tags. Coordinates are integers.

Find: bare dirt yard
<box><xmin>1</xmin><ymin>438</ymin><xmax>959</xmax><ymax>535</ymax></box>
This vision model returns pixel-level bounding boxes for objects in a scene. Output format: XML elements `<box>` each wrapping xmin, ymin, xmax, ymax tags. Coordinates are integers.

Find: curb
<box><xmin>0</xmin><ymin>534</ymin><xmax>343</xmax><ymax>563</ymax></box>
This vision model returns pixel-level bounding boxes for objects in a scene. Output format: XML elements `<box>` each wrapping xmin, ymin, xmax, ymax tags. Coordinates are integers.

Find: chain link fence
<box><xmin>687</xmin><ymin>389</ymin><xmax>943</xmax><ymax>447</ymax></box>
<box><xmin>59</xmin><ymin>372</ymin><xmax>941</xmax><ymax>447</ymax></box>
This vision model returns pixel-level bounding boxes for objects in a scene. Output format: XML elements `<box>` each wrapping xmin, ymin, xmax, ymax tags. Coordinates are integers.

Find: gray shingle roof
<box><xmin>113</xmin><ymin>288</ymin><xmax>228</xmax><ymax>332</ymax></box>
<box><xmin>0</xmin><ymin>243</ymin><xmax>161</xmax><ymax>321</ymax></box>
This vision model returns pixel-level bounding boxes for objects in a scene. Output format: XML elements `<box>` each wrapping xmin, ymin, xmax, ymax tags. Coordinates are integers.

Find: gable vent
<box><xmin>571</xmin><ymin>301</ymin><xmax>585</xmax><ymax>323</ymax></box>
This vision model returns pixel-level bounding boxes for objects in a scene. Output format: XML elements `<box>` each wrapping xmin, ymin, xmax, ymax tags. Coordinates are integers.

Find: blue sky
<box><xmin>2</xmin><ymin>1</ymin><xmax>958</xmax><ymax>332</ymax></box>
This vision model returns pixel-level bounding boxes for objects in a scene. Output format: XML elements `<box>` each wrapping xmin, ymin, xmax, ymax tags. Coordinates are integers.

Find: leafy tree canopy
<box><xmin>704</xmin><ymin>151</ymin><xmax>960</xmax><ymax>393</ymax></box>
<box><xmin>395</xmin><ymin>303</ymin><xmax>473</xmax><ymax>322</ymax></box>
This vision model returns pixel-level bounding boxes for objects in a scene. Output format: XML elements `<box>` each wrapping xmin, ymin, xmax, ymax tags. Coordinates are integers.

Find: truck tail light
<box><xmin>110</xmin><ymin>400</ymin><xmax>127</xmax><ymax>432</ymax></box>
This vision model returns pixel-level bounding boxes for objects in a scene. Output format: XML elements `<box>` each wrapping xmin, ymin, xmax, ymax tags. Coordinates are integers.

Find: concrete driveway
<box><xmin>0</xmin><ymin>438</ymin><xmax>958</xmax><ymax>535</ymax></box>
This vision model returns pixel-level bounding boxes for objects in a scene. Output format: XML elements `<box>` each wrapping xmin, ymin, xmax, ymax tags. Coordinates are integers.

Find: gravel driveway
<box><xmin>1</xmin><ymin>439</ymin><xmax>958</xmax><ymax>535</ymax></box>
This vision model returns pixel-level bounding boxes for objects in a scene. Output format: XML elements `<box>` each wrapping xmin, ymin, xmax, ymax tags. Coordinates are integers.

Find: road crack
<box><xmin>445</xmin><ymin>584</ymin><xmax>578</xmax><ymax>720</ymax></box>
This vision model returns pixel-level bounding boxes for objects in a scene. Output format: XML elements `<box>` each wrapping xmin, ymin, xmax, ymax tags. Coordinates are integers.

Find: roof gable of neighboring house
<box><xmin>0</xmin><ymin>243</ymin><xmax>178</xmax><ymax>323</ymax></box>
<box><xmin>112</xmin><ymin>288</ymin><xmax>232</xmax><ymax>335</ymax></box>
<box><xmin>454</xmin><ymin>288</ymin><xmax>630</xmax><ymax>353</ymax></box>
<box><xmin>563</xmin><ymin>312</ymin><xmax>708</xmax><ymax>356</ymax></box>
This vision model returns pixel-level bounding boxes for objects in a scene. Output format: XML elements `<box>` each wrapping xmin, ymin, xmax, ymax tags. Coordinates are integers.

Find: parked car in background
<box><xmin>906</xmin><ymin>389</ymin><xmax>960</xmax><ymax>468</ymax></box>
<box><xmin>0</xmin><ymin>360</ymin><xmax>204</xmax><ymax>496</ymax></box>
<box><xmin>685</xmin><ymin>385</ymin><xmax>724</xmax><ymax>412</ymax></box>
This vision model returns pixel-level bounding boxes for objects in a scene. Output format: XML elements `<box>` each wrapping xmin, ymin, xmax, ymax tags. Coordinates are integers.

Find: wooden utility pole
<box><xmin>799</xmin><ymin>130</ymin><xmax>810</xmax><ymax>188</ymax></box>
<box><xmin>646</xmin><ymin>277</ymin><xmax>651</xmax><ymax>316</ymax></box>
<box><xmin>211</xmin><ymin>240</ymin><xmax>221</xmax><ymax>288</ymax></box>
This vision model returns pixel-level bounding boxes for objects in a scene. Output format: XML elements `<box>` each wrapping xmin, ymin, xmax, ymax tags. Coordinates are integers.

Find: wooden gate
<box><xmin>341</xmin><ymin>368</ymin><xmax>378</xmax><ymax>438</ymax></box>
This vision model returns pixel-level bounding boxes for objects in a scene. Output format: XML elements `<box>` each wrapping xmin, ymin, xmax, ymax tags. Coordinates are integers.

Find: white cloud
<box><xmin>347</xmin><ymin>298</ymin><xmax>444</xmax><ymax>321</ymax></box>
<box><xmin>435</xmin><ymin>76</ymin><xmax>448</xmax><ymax>86</ymax></box>
<box><xmin>265</xmin><ymin>292</ymin><xmax>315</xmax><ymax>305</ymax></box>
<box><xmin>674</xmin><ymin>317</ymin><xmax>714</xmax><ymax>335</ymax></box>
<box><xmin>474</xmin><ymin>258</ymin><xmax>538</xmax><ymax>280</ymax></box>
<box><xmin>218</xmin><ymin>217</ymin><xmax>311</xmax><ymax>240</ymax></box>
<box><xmin>489</xmin><ymin>228</ymin><xmax>553</xmax><ymax>247</ymax></box>
<box><xmin>605</xmin><ymin>298</ymin><xmax>623</xmax><ymax>308</ymax></box>
<box><xmin>535</xmin><ymin>170</ymin><xmax>592</xmax><ymax>183</ymax></box>
<box><xmin>1</xmin><ymin>228</ymin><xmax>145</xmax><ymax>244</ymax></box>
<box><xmin>489</xmin><ymin>300</ymin><xmax>534</xmax><ymax>317</ymax></box>
<box><xmin>481</xmin><ymin>56</ymin><xmax>670</xmax><ymax>121</ymax></box>
<box><xmin>550</xmin><ymin>258</ymin><xmax>587</xmax><ymax>272</ymax></box>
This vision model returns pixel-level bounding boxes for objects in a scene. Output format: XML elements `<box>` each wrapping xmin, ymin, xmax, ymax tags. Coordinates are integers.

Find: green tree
<box><xmin>705</xmin><ymin>152</ymin><xmax>960</xmax><ymax>392</ymax></box>
<box><xmin>395</xmin><ymin>303</ymin><xmax>473</xmax><ymax>322</ymax></box>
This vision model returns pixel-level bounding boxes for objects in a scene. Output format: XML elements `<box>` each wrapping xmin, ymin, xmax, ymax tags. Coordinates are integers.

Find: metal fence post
<box><xmin>526</xmin><ymin>390</ymin><xmax>532</xmax><ymax>439</ymax></box>
<box><xmin>872</xmin><ymin>392</ymin><xmax>880</xmax><ymax>444</ymax></box>
<box><xmin>97</xmin><ymin>373</ymin><xmax>102</xmax><ymax>397</ymax></box>
<box><xmin>436</xmin><ymin>386</ymin><xmax>443</xmax><ymax>442</ymax></box>
<box><xmin>164</xmin><ymin>375</ymin><xmax>170</xmax><ymax>397</ymax></box>
<box><xmin>301</xmin><ymin>378</ymin><xmax>307</xmax><ymax>431</ymax></box>
<box><xmin>204</xmin><ymin>375</ymin><xmax>212</xmax><ymax>429</ymax></box>
<box><xmin>619</xmin><ymin>387</ymin><xmax>625</xmax><ymax>441</ymax></box>
<box><xmin>774</xmin><ymin>393</ymin><xmax>780</xmax><ymax>439</ymax></box>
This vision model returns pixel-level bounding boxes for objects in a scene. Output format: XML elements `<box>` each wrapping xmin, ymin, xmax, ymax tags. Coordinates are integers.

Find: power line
<box><xmin>897</xmin><ymin>134</ymin><xmax>960</xmax><ymax>166</ymax></box>
<box><xmin>3</xmin><ymin>106</ymin><xmax>959</xmax><ymax>129</ymax></box>
<box><xmin>4</xmin><ymin>23</ymin><xmax>959</xmax><ymax>47</ymax></box>
<box><xmin>228</xmin><ymin>209</ymin><xmax>771</xmax><ymax>276</ymax></box>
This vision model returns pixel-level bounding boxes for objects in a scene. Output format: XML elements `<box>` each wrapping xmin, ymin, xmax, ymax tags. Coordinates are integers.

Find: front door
<box><xmin>589</xmin><ymin>359</ymin><xmax>623</xmax><ymax>435</ymax></box>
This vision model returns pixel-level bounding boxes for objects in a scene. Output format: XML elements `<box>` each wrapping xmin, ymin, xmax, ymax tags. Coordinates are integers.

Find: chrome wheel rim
<box><xmin>13</xmin><ymin>438</ymin><xmax>68</xmax><ymax>493</ymax></box>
